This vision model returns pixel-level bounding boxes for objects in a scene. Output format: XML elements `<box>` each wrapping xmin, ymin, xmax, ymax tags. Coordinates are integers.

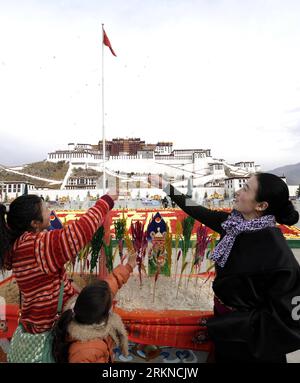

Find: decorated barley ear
<box><xmin>114</xmin><ymin>217</ymin><xmax>127</xmax><ymax>264</ymax></box>
<box><xmin>103</xmin><ymin>236</ymin><xmax>113</xmax><ymax>273</ymax></box>
<box><xmin>90</xmin><ymin>226</ymin><xmax>104</xmax><ymax>273</ymax></box>
<box><xmin>130</xmin><ymin>220</ymin><xmax>148</xmax><ymax>286</ymax></box>
<box><xmin>77</xmin><ymin>243</ymin><xmax>91</xmax><ymax>274</ymax></box>
<box><xmin>188</xmin><ymin>224</ymin><xmax>210</xmax><ymax>288</ymax></box>
<box><xmin>195</xmin><ymin>224</ymin><xmax>210</xmax><ymax>273</ymax></box>
<box><xmin>165</xmin><ymin>224</ymin><xmax>172</xmax><ymax>273</ymax></box>
<box><xmin>175</xmin><ymin>220</ymin><xmax>183</xmax><ymax>250</ymax></box>
<box><xmin>124</xmin><ymin>229</ymin><xmax>135</xmax><ymax>269</ymax></box>
<box><xmin>181</xmin><ymin>216</ymin><xmax>195</xmax><ymax>261</ymax></box>
<box><xmin>176</xmin><ymin>216</ymin><xmax>195</xmax><ymax>295</ymax></box>
<box><xmin>174</xmin><ymin>221</ymin><xmax>183</xmax><ymax>282</ymax></box>
<box><xmin>206</xmin><ymin>231</ymin><xmax>219</xmax><ymax>271</ymax></box>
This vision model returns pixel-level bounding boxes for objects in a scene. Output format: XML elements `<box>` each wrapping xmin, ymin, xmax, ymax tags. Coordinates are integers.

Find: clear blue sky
<box><xmin>0</xmin><ymin>0</ymin><xmax>300</xmax><ymax>169</ymax></box>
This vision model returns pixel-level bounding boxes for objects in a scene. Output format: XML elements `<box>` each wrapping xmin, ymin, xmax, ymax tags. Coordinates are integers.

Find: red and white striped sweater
<box><xmin>11</xmin><ymin>195</ymin><xmax>114</xmax><ymax>334</ymax></box>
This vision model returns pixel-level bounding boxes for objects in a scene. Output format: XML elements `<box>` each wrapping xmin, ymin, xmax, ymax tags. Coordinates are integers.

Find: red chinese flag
<box><xmin>103</xmin><ymin>29</ymin><xmax>117</xmax><ymax>57</ymax></box>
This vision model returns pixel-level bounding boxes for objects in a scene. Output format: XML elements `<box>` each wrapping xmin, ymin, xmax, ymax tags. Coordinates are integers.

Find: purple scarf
<box><xmin>210</xmin><ymin>210</ymin><xmax>276</xmax><ymax>268</ymax></box>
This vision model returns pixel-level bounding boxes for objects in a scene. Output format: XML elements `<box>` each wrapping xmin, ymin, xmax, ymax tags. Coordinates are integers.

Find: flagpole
<box><xmin>101</xmin><ymin>23</ymin><xmax>106</xmax><ymax>195</ymax></box>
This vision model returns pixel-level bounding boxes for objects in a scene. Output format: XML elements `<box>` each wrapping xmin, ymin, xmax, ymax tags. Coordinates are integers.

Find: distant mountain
<box><xmin>267</xmin><ymin>162</ymin><xmax>300</xmax><ymax>185</ymax></box>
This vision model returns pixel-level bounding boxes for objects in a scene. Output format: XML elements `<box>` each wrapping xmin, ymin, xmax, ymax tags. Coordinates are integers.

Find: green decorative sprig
<box><xmin>90</xmin><ymin>226</ymin><xmax>104</xmax><ymax>273</ymax></box>
<box><xmin>176</xmin><ymin>216</ymin><xmax>195</xmax><ymax>297</ymax></box>
<box><xmin>103</xmin><ymin>236</ymin><xmax>113</xmax><ymax>273</ymax></box>
<box><xmin>114</xmin><ymin>217</ymin><xmax>127</xmax><ymax>264</ymax></box>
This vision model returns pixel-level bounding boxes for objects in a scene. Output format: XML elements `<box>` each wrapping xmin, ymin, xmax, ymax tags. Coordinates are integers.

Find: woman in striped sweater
<box><xmin>0</xmin><ymin>193</ymin><xmax>130</xmax><ymax>335</ymax></box>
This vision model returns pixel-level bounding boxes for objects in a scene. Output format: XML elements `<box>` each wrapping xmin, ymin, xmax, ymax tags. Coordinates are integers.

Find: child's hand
<box><xmin>127</xmin><ymin>251</ymin><xmax>136</xmax><ymax>269</ymax></box>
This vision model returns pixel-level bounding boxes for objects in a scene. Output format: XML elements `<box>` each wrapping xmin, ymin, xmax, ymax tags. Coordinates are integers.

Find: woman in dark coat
<box><xmin>162</xmin><ymin>173</ymin><xmax>300</xmax><ymax>363</ymax></box>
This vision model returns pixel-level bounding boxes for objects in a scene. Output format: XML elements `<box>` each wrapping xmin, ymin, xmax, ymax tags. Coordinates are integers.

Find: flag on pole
<box><xmin>103</xmin><ymin>28</ymin><xmax>117</xmax><ymax>57</ymax></box>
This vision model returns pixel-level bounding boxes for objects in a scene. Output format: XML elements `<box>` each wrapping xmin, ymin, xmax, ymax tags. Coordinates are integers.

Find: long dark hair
<box><xmin>0</xmin><ymin>195</ymin><xmax>43</xmax><ymax>270</ymax></box>
<box><xmin>53</xmin><ymin>280</ymin><xmax>112</xmax><ymax>363</ymax></box>
<box><xmin>255</xmin><ymin>173</ymin><xmax>299</xmax><ymax>225</ymax></box>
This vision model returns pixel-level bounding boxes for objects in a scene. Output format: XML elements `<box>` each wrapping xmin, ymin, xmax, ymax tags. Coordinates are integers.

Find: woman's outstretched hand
<box><xmin>148</xmin><ymin>174</ymin><xmax>169</xmax><ymax>191</ymax></box>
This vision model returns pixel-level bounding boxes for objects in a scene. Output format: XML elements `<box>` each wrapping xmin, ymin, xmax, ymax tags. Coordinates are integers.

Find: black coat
<box><xmin>168</xmin><ymin>185</ymin><xmax>300</xmax><ymax>361</ymax></box>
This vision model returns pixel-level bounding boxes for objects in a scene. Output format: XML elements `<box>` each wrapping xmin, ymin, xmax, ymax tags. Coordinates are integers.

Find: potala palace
<box><xmin>1</xmin><ymin>137</ymin><xmax>298</xmax><ymax>203</ymax></box>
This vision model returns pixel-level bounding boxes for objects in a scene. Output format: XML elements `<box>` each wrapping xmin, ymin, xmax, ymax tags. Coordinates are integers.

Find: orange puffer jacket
<box><xmin>68</xmin><ymin>263</ymin><xmax>132</xmax><ymax>363</ymax></box>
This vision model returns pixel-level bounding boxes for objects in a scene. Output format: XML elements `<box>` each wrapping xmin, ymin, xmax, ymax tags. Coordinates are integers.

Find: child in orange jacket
<box><xmin>53</xmin><ymin>253</ymin><xmax>136</xmax><ymax>363</ymax></box>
